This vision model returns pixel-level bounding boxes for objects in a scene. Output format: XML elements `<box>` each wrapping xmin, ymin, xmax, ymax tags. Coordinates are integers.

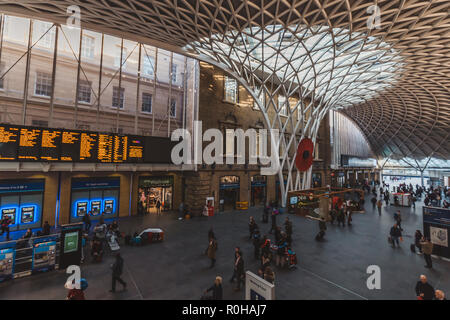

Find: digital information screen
<box><xmin>0</xmin><ymin>123</ymin><xmax>168</xmax><ymax>164</ymax></box>
<box><xmin>0</xmin><ymin>125</ymin><xmax>19</xmax><ymax>160</ymax></box>
<box><xmin>64</xmin><ymin>232</ymin><xmax>79</xmax><ymax>254</ymax></box>
<box><xmin>18</xmin><ymin>128</ymin><xmax>42</xmax><ymax>161</ymax></box>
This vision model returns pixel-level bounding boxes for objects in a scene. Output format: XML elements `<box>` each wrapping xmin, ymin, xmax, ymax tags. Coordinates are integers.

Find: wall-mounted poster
<box><xmin>20</xmin><ymin>206</ymin><xmax>35</xmax><ymax>223</ymax></box>
<box><xmin>32</xmin><ymin>240</ymin><xmax>56</xmax><ymax>272</ymax></box>
<box><xmin>0</xmin><ymin>248</ymin><xmax>15</xmax><ymax>282</ymax></box>
<box><xmin>430</xmin><ymin>226</ymin><xmax>448</xmax><ymax>247</ymax></box>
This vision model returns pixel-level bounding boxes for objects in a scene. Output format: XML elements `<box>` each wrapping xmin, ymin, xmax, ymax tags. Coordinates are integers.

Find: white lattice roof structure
<box><xmin>1</xmin><ymin>0</ymin><xmax>449</xmax><ymax>203</ymax></box>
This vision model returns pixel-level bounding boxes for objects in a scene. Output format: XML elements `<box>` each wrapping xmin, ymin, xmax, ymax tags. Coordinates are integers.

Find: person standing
<box><xmin>248</xmin><ymin>216</ymin><xmax>257</xmax><ymax>240</ymax></box>
<box><xmin>263</xmin><ymin>266</ymin><xmax>275</xmax><ymax>284</ymax></box>
<box><xmin>0</xmin><ymin>215</ymin><xmax>12</xmax><ymax>241</ymax></box>
<box><xmin>207</xmin><ymin>236</ymin><xmax>218</xmax><ymax>268</ymax></box>
<box><xmin>82</xmin><ymin>212</ymin><xmax>91</xmax><ymax>233</ymax></box>
<box><xmin>269</xmin><ymin>208</ymin><xmax>277</xmax><ymax>234</ymax></box>
<box><xmin>204</xmin><ymin>276</ymin><xmax>223</xmax><ymax>300</ymax></box>
<box><xmin>233</xmin><ymin>251</ymin><xmax>245</xmax><ymax>291</ymax></box>
<box><xmin>156</xmin><ymin>199</ymin><xmax>161</xmax><ymax>215</ymax></box>
<box><xmin>420</xmin><ymin>237</ymin><xmax>434</xmax><ymax>268</ymax></box>
<box><xmin>415</xmin><ymin>275</ymin><xmax>434</xmax><ymax>300</ymax></box>
<box><xmin>394</xmin><ymin>210</ymin><xmax>403</xmax><ymax>231</ymax></box>
<box><xmin>110</xmin><ymin>252</ymin><xmax>127</xmax><ymax>293</ymax></box>
<box><xmin>316</xmin><ymin>217</ymin><xmax>327</xmax><ymax>241</ymax></box>
<box><xmin>376</xmin><ymin>199</ymin><xmax>382</xmax><ymax>216</ymax></box>
<box><xmin>389</xmin><ymin>223</ymin><xmax>402</xmax><ymax>248</ymax></box>
<box><xmin>252</xmin><ymin>228</ymin><xmax>261</xmax><ymax>260</ymax></box>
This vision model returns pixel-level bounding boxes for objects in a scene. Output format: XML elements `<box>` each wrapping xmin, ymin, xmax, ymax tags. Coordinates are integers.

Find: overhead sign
<box><xmin>245</xmin><ymin>271</ymin><xmax>275</xmax><ymax>300</ymax></box>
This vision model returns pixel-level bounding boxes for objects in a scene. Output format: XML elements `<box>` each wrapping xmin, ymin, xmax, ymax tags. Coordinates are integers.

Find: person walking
<box><xmin>110</xmin><ymin>252</ymin><xmax>127</xmax><ymax>293</ymax></box>
<box><xmin>248</xmin><ymin>216</ymin><xmax>257</xmax><ymax>240</ymax></box>
<box><xmin>415</xmin><ymin>275</ymin><xmax>434</xmax><ymax>300</ymax></box>
<box><xmin>316</xmin><ymin>217</ymin><xmax>327</xmax><ymax>241</ymax></box>
<box><xmin>262</xmin><ymin>205</ymin><xmax>269</xmax><ymax>223</ymax></box>
<box><xmin>420</xmin><ymin>237</ymin><xmax>434</xmax><ymax>268</ymax></box>
<box><xmin>233</xmin><ymin>251</ymin><xmax>245</xmax><ymax>291</ymax></box>
<box><xmin>394</xmin><ymin>210</ymin><xmax>403</xmax><ymax>231</ymax></box>
<box><xmin>337</xmin><ymin>208</ymin><xmax>345</xmax><ymax>227</ymax></box>
<box><xmin>229</xmin><ymin>247</ymin><xmax>241</xmax><ymax>283</ymax></box>
<box><xmin>204</xmin><ymin>276</ymin><xmax>223</xmax><ymax>300</ymax></box>
<box><xmin>207</xmin><ymin>236</ymin><xmax>218</xmax><ymax>268</ymax></box>
<box><xmin>414</xmin><ymin>230</ymin><xmax>423</xmax><ymax>254</ymax></box>
<box><xmin>82</xmin><ymin>212</ymin><xmax>91</xmax><ymax>233</ymax></box>
<box><xmin>376</xmin><ymin>199</ymin><xmax>382</xmax><ymax>216</ymax></box>
<box><xmin>389</xmin><ymin>223</ymin><xmax>403</xmax><ymax>248</ymax></box>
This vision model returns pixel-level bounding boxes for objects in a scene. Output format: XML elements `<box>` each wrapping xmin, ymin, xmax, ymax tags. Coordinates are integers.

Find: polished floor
<box><xmin>0</xmin><ymin>191</ymin><xmax>449</xmax><ymax>300</ymax></box>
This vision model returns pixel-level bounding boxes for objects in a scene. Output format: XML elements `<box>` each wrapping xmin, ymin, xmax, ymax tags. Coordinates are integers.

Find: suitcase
<box><xmin>410</xmin><ymin>244</ymin><xmax>416</xmax><ymax>253</ymax></box>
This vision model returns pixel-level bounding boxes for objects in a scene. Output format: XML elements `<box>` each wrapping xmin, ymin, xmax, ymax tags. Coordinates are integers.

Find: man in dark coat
<box><xmin>415</xmin><ymin>275</ymin><xmax>434</xmax><ymax>300</ymax></box>
<box><xmin>110</xmin><ymin>252</ymin><xmax>127</xmax><ymax>293</ymax></box>
<box><xmin>233</xmin><ymin>251</ymin><xmax>245</xmax><ymax>291</ymax></box>
<box><xmin>269</xmin><ymin>209</ymin><xmax>277</xmax><ymax>234</ymax></box>
<box><xmin>390</xmin><ymin>223</ymin><xmax>402</xmax><ymax>248</ymax></box>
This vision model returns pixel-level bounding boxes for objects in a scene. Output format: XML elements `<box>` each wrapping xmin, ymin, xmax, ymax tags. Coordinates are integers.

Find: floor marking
<box><xmin>125</xmin><ymin>264</ymin><xmax>144</xmax><ymax>300</ymax></box>
<box><xmin>296</xmin><ymin>265</ymin><xmax>369</xmax><ymax>300</ymax></box>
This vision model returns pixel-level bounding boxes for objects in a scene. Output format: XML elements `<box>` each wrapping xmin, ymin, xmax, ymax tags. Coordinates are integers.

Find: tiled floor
<box><xmin>0</xmin><ymin>191</ymin><xmax>449</xmax><ymax>300</ymax></box>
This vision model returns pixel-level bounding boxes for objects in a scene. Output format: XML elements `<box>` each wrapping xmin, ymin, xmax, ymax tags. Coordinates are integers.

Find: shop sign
<box><xmin>0</xmin><ymin>180</ymin><xmax>45</xmax><ymax>194</ymax></box>
<box><xmin>139</xmin><ymin>176</ymin><xmax>174</xmax><ymax>187</ymax></box>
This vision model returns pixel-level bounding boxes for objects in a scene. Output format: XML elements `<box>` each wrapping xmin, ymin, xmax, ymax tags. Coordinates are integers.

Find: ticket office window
<box><xmin>0</xmin><ymin>192</ymin><xmax>43</xmax><ymax>232</ymax></box>
<box><xmin>71</xmin><ymin>188</ymin><xmax>119</xmax><ymax>223</ymax></box>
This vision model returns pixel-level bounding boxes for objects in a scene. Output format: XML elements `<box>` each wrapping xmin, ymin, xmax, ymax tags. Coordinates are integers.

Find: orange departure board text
<box><xmin>18</xmin><ymin>128</ymin><xmax>41</xmax><ymax>161</ymax></box>
<box><xmin>0</xmin><ymin>126</ymin><xmax>19</xmax><ymax>160</ymax></box>
<box><xmin>97</xmin><ymin>134</ymin><xmax>113</xmax><ymax>162</ymax></box>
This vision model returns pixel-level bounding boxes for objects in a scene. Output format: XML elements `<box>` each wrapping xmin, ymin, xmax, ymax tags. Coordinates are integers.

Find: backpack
<box><xmin>80</xmin><ymin>278</ymin><xmax>88</xmax><ymax>291</ymax></box>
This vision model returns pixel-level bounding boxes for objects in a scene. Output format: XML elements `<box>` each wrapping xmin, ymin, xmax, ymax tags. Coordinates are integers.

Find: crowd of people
<box><xmin>202</xmin><ymin>201</ymin><xmax>296</xmax><ymax>299</ymax></box>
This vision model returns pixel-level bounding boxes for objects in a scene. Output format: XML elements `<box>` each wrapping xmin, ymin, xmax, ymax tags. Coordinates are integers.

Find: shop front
<box><xmin>70</xmin><ymin>177</ymin><xmax>120</xmax><ymax>223</ymax></box>
<box><xmin>0</xmin><ymin>179</ymin><xmax>45</xmax><ymax>231</ymax></box>
<box><xmin>138</xmin><ymin>176</ymin><xmax>174</xmax><ymax>214</ymax></box>
<box><xmin>219</xmin><ymin>176</ymin><xmax>240</xmax><ymax>212</ymax></box>
<box><xmin>251</xmin><ymin>175</ymin><xmax>267</xmax><ymax>207</ymax></box>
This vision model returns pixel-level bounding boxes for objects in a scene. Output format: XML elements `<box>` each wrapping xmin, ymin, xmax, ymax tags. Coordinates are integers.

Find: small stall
<box><xmin>392</xmin><ymin>193</ymin><xmax>411</xmax><ymax>207</ymax></box>
<box><xmin>287</xmin><ymin>186</ymin><xmax>365</xmax><ymax>219</ymax></box>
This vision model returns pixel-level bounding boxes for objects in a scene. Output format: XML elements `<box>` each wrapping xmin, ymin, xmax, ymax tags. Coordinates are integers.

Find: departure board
<box><xmin>60</xmin><ymin>131</ymin><xmax>81</xmax><ymax>162</ymax></box>
<box><xmin>0</xmin><ymin>123</ymin><xmax>169</xmax><ymax>164</ymax></box>
<box><xmin>79</xmin><ymin>132</ymin><xmax>97</xmax><ymax>161</ymax></box>
<box><xmin>41</xmin><ymin>129</ymin><xmax>61</xmax><ymax>161</ymax></box>
<box><xmin>127</xmin><ymin>136</ymin><xmax>144</xmax><ymax>163</ymax></box>
<box><xmin>113</xmin><ymin>135</ymin><xmax>128</xmax><ymax>163</ymax></box>
<box><xmin>97</xmin><ymin>133</ymin><xmax>114</xmax><ymax>162</ymax></box>
<box><xmin>18</xmin><ymin>127</ymin><xmax>41</xmax><ymax>161</ymax></box>
<box><xmin>0</xmin><ymin>125</ymin><xmax>19</xmax><ymax>160</ymax></box>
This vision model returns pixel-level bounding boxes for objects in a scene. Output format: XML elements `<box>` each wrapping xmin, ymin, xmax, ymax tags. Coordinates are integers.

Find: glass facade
<box><xmin>0</xmin><ymin>13</ymin><xmax>199</xmax><ymax>137</ymax></box>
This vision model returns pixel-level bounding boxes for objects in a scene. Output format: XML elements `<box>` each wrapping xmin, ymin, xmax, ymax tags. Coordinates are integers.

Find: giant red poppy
<box><xmin>295</xmin><ymin>138</ymin><xmax>314</xmax><ymax>172</ymax></box>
